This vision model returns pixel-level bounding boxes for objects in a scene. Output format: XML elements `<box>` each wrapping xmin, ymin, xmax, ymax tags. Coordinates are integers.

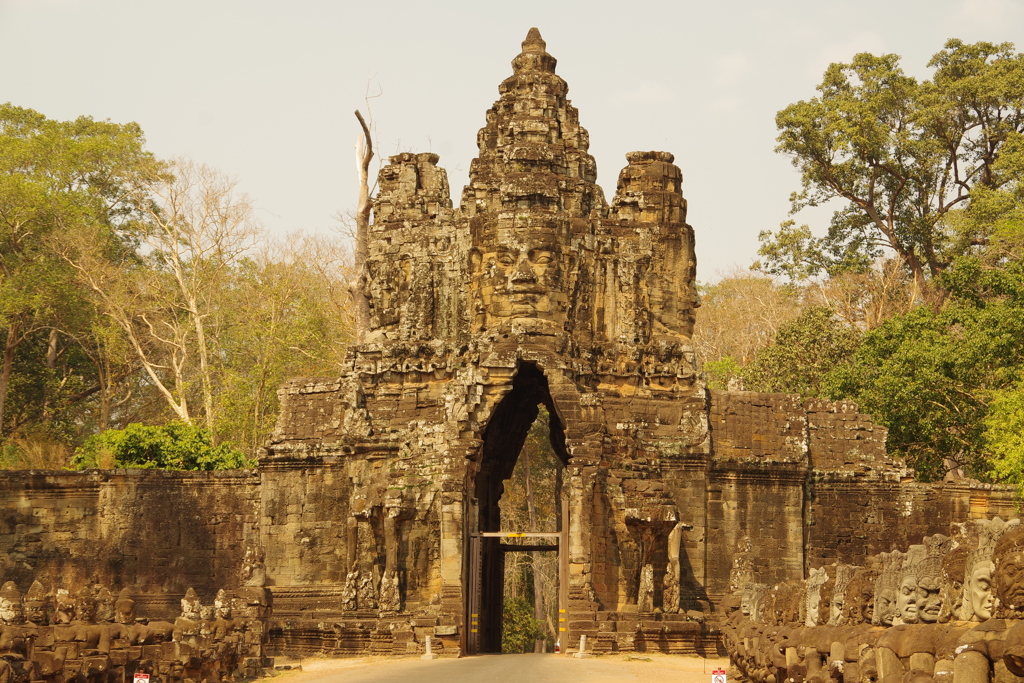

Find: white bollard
<box><xmin>573</xmin><ymin>634</ymin><xmax>592</xmax><ymax>658</ymax></box>
<box><xmin>421</xmin><ymin>635</ymin><xmax>439</xmax><ymax>660</ymax></box>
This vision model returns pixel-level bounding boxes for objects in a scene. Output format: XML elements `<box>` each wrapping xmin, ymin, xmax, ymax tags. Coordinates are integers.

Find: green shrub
<box><xmin>72</xmin><ymin>422</ymin><xmax>254</xmax><ymax>470</ymax></box>
<box><xmin>501</xmin><ymin>596</ymin><xmax>544</xmax><ymax>653</ymax></box>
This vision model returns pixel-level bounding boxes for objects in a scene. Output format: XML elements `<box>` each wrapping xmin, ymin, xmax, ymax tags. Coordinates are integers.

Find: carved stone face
<box><xmin>997</xmin><ymin>551</ymin><xmax>1024</xmax><ymax>612</ymax></box>
<box><xmin>830</xmin><ymin>591</ymin><xmax>845</xmax><ymax>625</ymax></box>
<box><xmin>54</xmin><ymin>590</ymin><xmax>74</xmax><ymax>625</ymax></box>
<box><xmin>740</xmin><ymin>590</ymin><xmax>751</xmax><ymax>616</ymax></box>
<box><xmin>114</xmin><ymin>600</ymin><xmax>135</xmax><ymax>625</ymax></box>
<box><xmin>0</xmin><ymin>596</ymin><xmax>22</xmax><ymax>625</ymax></box>
<box><xmin>861</xmin><ymin>592</ymin><xmax>875</xmax><ymax>623</ymax></box>
<box><xmin>24</xmin><ymin>599</ymin><xmax>46</xmax><ymax>626</ymax></box>
<box><xmin>969</xmin><ymin>561</ymin><xmax>994</xmax><ymax>620</ymax></box>
<box><xmin>917</xmin><ymin>576</ymin><xmax>943</xmax><ymax>623</ymax></box>
<box><xmin>877</xmin><ymin>588</ymin><xmax>896</xmax><ymax>626</ymax></box>
<box><xmin>94</xmin><ymin>588</ymin><xmax>114</xmax><ymax>624</ymax></box>
<box><xmin>180</xmin><ymin>594</ymin><xmax>201</xmax><ymax>620</ymax></box>
<box><xmin>897</xmin><ymin>576</ymin><xmax>918</xmax><ymax>623</ymax></box>
<box><xmin>845</xmin><ymin>588</ymin><xmax>874</xmax><ymax>625</ymax></box>
<box><xmin>73</xmin><ymin>589</ymin><xmax>95</xmax><ymax>623</ymax></box>
<box><xmin>474</xmin><ymin>230</ymin><xmax>563</xmax><ymax>326</ymax></box>
<box><xmin>214</xmin><ymin>591</ymin><xmax>231</xmax><ymax>620</ymax></box>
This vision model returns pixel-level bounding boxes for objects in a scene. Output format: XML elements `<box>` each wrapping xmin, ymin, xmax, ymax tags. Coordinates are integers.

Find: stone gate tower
<box><xmin>264</xmin><ymin>27</ymin><xmax>709</xmax><ymax>654</ymax></box>
<box><xmin>261</xmin><ymin>28</ymin><xmax>912</xmax><ymax>657</ymax></box>
<box><xmin>0</xmin><ymin>25</ymin><xmax>1010</xmax><ymax>665</ymax></box>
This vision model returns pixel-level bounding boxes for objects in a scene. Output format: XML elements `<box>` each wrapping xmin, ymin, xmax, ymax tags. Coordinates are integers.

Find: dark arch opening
<box><xmin>472</xmin><ymin>361</ymin><xmax>567</xmax><ymax>653</ymax></box>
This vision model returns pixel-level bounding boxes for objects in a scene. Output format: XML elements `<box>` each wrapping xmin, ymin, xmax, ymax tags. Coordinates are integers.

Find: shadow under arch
<box><xmin>471</xmin><ymin>360</ymin><xmax>569</xmax><ymax>653</ymax></box>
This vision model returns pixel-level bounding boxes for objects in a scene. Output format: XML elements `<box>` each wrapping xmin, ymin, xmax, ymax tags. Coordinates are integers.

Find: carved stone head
<box><xmin>114</xmin><ymin>588</ymin><xmax>135</xmax><ymax>625</ymax></box>
<box><xmin>740</xmin><ymin>588</ymin><xmax>752</xmax><ymax>616</ymax></box>
<box><xmin>914</xmin><ymin>536</ymin><xmax>949</xmax><ymax>624</ymax></box>
<box><xmin>993</xmin><ymin>525</ymin><xmax>1024</xmax><ymax>617</ymax></box>
<box><xmin>805</xmin><ymin>566</ymin><xmax>828</xmax><ymax>626</ymax></box>
<box><xmin>874</xmin><ymin>551</ymin><xmax>903</xmax><ymax>626</ymax></box>
<box><xmin>470</xmin><ymin>224</ymin><xmax>566</xmax><ymax>331</ymax></box>
<box><xmin>214</xmin><ymin>589</ymin><xmax>231</xmax><ymax>620</ymax></box>
<box><xmin>842</xmin><ymin>567</ymin><xmax>877</xmax><ymax>625</ymax></box>
<box><xmin>23</xmin><ymin>580</ymin><xmax>48</xmax><ymax>626</ymax></box>
<box><xmin>180</xmin><ymin>587</ymin><xmax>201</xmax><ymax>620</ymax></box>
<box><xmin>961</xmin><ymin>517</ymin><xmax>1017</xmax><ymax>621</ymax></box>
<box><xmin>0</xmin><ymin>581</ymin><xmax>23</xmax><ymax>625</ymax></box>
<box><xmin>93</xmin><ymin>586</ymin><xmax>114</xmax><ymax>624</ymax></box>
<box><xmin>967</xmin><ymin>559</ymin><xmax>995</xmax><ymax>620</ymax></box>
<box><xmin>73</xmin><ymin>586</ymin><xmax>95</xmax><ymax>623</ymax></box>
<box><xmin>53</xmin><ymin>588</ymin><xmax>74</xmax><ymax>624</ymax></box>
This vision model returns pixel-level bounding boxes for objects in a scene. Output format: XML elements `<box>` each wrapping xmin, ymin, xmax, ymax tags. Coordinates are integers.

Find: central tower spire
<box><xmin>461</xmin><ymin>27</ymin><xmax>607</xmax><ymax>219</ymax></box>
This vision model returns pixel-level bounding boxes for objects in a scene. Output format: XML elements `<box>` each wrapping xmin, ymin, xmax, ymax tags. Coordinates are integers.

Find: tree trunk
<box><xmin>0</xmin><ymin>322</ymin><xmax>21</xmax><ymax>436</ymax></box>
<box><xmin>41</xmin><ymin>328</ymin><xmax>59</xmax><ymax>422</ymax></box>
<box><xmin>349</xmin><ymin>110</ymin><xmax>374</xmax><ymax>343</ymax></box>
<box><xmin>192</xmin><ymin>306</ymin><xmax>215</xmax><ymax>436</ymax></box>
<box><xmin>524</xmin><ymin>449</ymin><xmax>547</xmax><ymax>630</ymax></box>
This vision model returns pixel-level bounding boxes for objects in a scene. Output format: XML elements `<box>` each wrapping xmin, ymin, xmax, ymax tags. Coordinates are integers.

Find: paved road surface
<box><xmin>274</xmin><ymin>653</ymin><xmax>730</xmax><ymax>683</ymax></box>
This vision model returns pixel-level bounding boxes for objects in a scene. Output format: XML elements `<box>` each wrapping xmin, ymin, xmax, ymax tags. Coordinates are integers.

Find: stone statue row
<box><xmin>740</xmin><ymin>517</ymin><xmax>1019</xmax><ymax>628</ymax></box>
<box><xmin>725</xmin><ymin>517</ymin><xmax>1024</xmax><ymax>683</ymax></box>
<box><xmin>0</xmin><ymin>579</ymin><xmax>270</xmax><ymax>683</ymax></box>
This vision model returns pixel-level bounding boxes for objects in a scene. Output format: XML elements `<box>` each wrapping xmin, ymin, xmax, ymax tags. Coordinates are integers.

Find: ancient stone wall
<box><xmin>0</xmin><ymin>578</ymin><xmax>271</xmax><ymax>683</ymax></box>
<box><xmin>805</xmin><ymin>479</ymin><xmax>1019</xmax><ymax>571</ymax></box>
<box><xmin>1</xmin><ymin>28</ymin><xmax>1021</xmax><ymax>664</ymax></box>
<box><xmin>725</xmin><ymin>518</ymin><xmax>1024</xmax><ymax>683</ymax></box>
<box><xmin>0</xmin><ymin>469</ymin><xmax>260</xmax><ymax>620</ymax></box>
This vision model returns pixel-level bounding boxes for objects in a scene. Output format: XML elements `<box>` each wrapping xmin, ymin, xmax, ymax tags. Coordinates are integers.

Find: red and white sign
<box><xmin>134</xmin><ymin>674</ymin><xmax>150</xmax><ymax>683</ymax></box>
<box><xmin>712</xmin><ymin>668</ymin><xmax>727</xmax><ymax>683</ymax></box>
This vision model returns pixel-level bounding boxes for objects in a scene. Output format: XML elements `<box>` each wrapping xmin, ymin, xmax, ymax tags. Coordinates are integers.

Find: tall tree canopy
<box><xmin>759</xmin><ymin>40</ymin><xmax>1024</xmax><ymax>302</ymax></box>
<box><xmin>715</xmin><ymin>39</ymin><xmax>1024</xmax><ymax>484</ymax></box>
<box><xmin>0</xmin><ymin>104</ymin><xmax>354</xmax><ymax>469</ymax></box>
<box><xmin>0</xmin><ymin>103</ymin><xmax>159</xmax><ymax>441</ymax></box>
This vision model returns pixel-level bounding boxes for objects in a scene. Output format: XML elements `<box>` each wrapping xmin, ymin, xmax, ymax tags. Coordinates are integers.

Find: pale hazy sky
<box><xmin>1</xmin><ymin>0</ymin><xmax>1021</xmax><ymax>281</ymax></box>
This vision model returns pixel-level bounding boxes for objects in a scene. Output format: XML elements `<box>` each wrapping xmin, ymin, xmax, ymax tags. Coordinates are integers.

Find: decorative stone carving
<box><xmin>828</xmin><ymin>564</ymin><xmax>857</xmax><ymax>625</ymax></box>
<box><xmin>805</xmin><ymin>566</ymin><xmax>828</xmax><ymax>627</ymax></box>
<box><xmin>960</xmin><ymin>517</ymin><xmax>1018</xmax><ymax>621</ymax></box>
<box><xmin>23</xmin><ymin>580</ymin><xmax>47</xmax><ymax>626</ymax></box>
<box><xmin>993</xmin><ymin>524</ymin><xmax>1024</xmax><ymax>618</ymax></box>
<box><xmin>0</xmin><ymin>577</ymin><xmax>268</xmax><ymax>683</ymax></box>
<box><xmin>842</xmin><ymin>565</ymin><xmax>877</xmax><ymax>625</ymax></box>
<box><xmin>53</xmin><ymin>588</ymin><xmax>73</xmax><ymax>624</ymax></box>
<box><xmin>875</xmin><ymin>551</ymin><xmax>904</xmax><ymax>627</ymax></box>
<box><xmin>93</xmin><ymin>585</ymin><xmax>114</xmax><ymax>623</ymax></box>
<box><xmin>114</xmin><ymin>587</ymin><xmax>135</xmax><ymax>625</ymax></box>
<box><xmin>0</xmin><ymin>582</ymin><xmax>22</xmax><ymax>625</ymax></box>
<box><xmin>637</xmin><ymin>564</ymin><xmax>655</xmax><ymax>613</ymax></box>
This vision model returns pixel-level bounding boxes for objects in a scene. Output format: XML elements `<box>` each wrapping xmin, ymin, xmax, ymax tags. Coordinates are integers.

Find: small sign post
<box><xmin>134</xmin><ymin>674</ymin><xmax>150</xmax><ymax>683</ymax></box>
<box><xmin>712</xmin><ymin>668</ymin><xmax>727</xmax><ymax>683</ymax></box>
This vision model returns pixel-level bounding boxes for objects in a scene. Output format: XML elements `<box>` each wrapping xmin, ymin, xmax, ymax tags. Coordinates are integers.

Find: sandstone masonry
<box><xmin>0</xmin><ymin>29</ymin><xmax>1019</xmax><ymax>663</ymax></box>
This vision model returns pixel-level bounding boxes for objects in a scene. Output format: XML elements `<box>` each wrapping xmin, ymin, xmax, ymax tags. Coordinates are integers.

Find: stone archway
<box><xmin>467</xmin><ymin>361</ymin><xmax>569</xmax><ymax>653</ymax></box>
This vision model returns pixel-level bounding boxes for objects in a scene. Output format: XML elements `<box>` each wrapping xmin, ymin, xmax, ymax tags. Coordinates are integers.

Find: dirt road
<box><xmin>270</xmin><ymin>653</ymin><xmax>731</xmax><ymax>683</ymax></box>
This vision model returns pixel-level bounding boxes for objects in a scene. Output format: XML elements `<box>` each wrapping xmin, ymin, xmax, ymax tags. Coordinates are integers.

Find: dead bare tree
<box><xmin>349</xmin><ymin>110</ymin><xmax>373</xmax><ymax>342</ymax></box>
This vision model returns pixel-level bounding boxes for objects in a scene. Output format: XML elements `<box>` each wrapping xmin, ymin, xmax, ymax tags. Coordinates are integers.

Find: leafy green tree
<box><xmin>209</xmin><ymin>235</ymin><xmax>353</xmax><ymax>454</ymax></box>
<box><xmin>743</xmin><ymin>307</ymin><xmax>861</xmax><ymax>397</ymax></box>
<box><xmin>762</xmin><ymin>41</ymin><xmax>1024</xmax><ymax>300</ymax></box>
<box><xmin>985</xmin><ymin>381</ymin><xmax>1024</xmax><ymax>485</ymax></box>
<box><xmin>944</xmin><ymin>131</ymin><xmax>1024</xmax><ymax>269</ymax></box>
<box><xmin>824</xmin><ymin>299</ymin><xmax>1024</xmax><ymax>480</ymax></box>
<box><xmin>704</xmin><ymin>356</ymin><xmax>744</xmax><ymax>391</ymax></box>
<box><xmin>501</xmin><ymin>596</ymin><xmax>545</xmax><ymax>653</ymax></box>
<box><xmin>0</xmin><ymin>103</ymin><xmax>159</xmax><ymax>438</ymax></box>
<box><xmin>72</xmin><ymin>421</ymin><xmax>252</xmax><ymax>470</ymax></box>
